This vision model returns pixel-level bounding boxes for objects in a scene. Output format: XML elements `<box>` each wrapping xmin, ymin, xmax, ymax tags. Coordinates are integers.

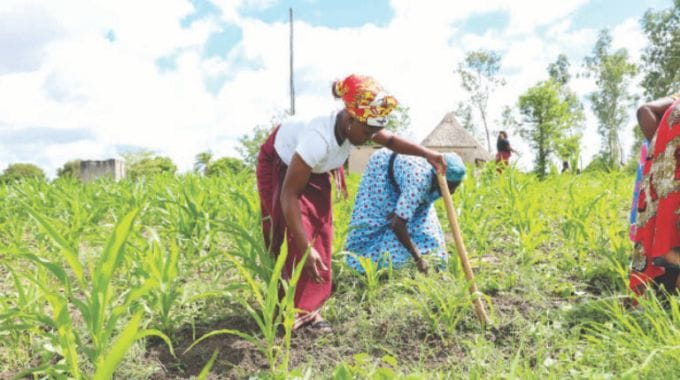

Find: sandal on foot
<box><xmin>307</xmin><ymin>320</ymin><xmax>333</xmax><ymax>333</ymax></box>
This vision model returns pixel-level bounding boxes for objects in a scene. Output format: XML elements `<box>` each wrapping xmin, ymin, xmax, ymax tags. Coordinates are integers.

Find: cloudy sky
<box><xmin>0</xmin><ymin>0</ymin><xmax>672</xmax><ymax>176</ymax></box>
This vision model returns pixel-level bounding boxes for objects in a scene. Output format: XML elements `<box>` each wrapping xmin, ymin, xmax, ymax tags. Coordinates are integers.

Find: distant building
<box><xmin>79</xmin><ymin>159</ymin><xmax>126</xmax><ymax>182</ymax></box>
<box><xmin>420</xmin><ymin>112</ymin><xmax>493</xmax><ymax>163</ymax></box>
<box><xmin>348</xmin><ymin>112</ymin><xmax>492</xmax><ymax>173</ymax></box>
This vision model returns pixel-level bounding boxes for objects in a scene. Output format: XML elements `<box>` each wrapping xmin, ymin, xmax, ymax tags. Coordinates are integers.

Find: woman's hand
<box><xmin>426</xmin><ymin>151</ymin><xmax>446</xmax><ymax>175</ymax></box>
<box><xmin>304</xmin><ymin>246</ymin><xmax>328</xmax><ymax>283</ymax></box>
<box><xmin>415</xmin><ymin>257</ymin><xmax>429</xmax><ymax>274</ymax></box>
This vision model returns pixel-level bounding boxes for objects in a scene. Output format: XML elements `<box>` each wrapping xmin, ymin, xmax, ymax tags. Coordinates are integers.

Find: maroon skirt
<box><xmin>255</xmin><ymin>128</ymin><xmax>333</xmax><ymax>322</ymax></box>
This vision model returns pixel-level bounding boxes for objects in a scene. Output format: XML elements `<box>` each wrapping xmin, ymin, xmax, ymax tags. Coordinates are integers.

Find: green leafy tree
<box><xmin>548</xmin><ymin>55</ymin><xmax>585</xmax><ymax>172</ymax></box>
<box><xmin>385</xmin><ymin>105</ymin><xmax>411</xmax><ymax>135</ymax></box>
<box><xmin>518</xmin><ymin>80</ymin><xmax>576</xmax><ymax>179</ymax></box>
<box><xmin>122</xmin><ymin>150</ymin><xmax>177</xmax><ymax>180</ymax></box>
<box><xmin>1</xmin><ymin>163</ymin><xmax>46</xmax><ymax>183</ymax></box>
<box><xmin>499</xmin><ymin>105</ymin><xmax>518</xmax><ymax>132</ymax></box>
<box><xmin>206</xmin><ymin>157</ymin><xmax>247</xmax><ymax>176</ymax></box>
<box><xmin>630</xmin><ymin>123</ymin><xmax>646</xmax><ymax>158</ymax></box>
<box><xmin>455</xmin><ymin>49</ymin><xmax>506</xmax><ymax>151</ymax></box>
<box><xmin>640</xmin><ymin>0</ymin><xmax>680</xmax><ymax>100</ymax></box>
<box><xmin>194</xmin><ymin>151</ymin><xmax>213</xmax><ymax>176</ymax></box>
<box><xmin>548</xmin><ymin>54</ymin><xmax>571</xmax><ymax>86</ymax></box>
<box><xmin>56</xmin><ymin>160</ymin><xmax>81</xmax><ymax>179</ymax></box>
<box><xmin>237</xmin><ymin>124</ymin><xmax>274</xmax><ymax>169</ymax></box>
<box><xmin>455</xmin><ymin>101</ymin><xmax>475</xmax><ymax>135</ymax></box>
<box><xmin>584</xmin><ymin>29</ymin><xmax>638</xmax><ymax>169</ymax></box>
<box><xmin>237</xmin><ymin>111</ymin><xmax>293</xmax><ymax>169</ymax></box>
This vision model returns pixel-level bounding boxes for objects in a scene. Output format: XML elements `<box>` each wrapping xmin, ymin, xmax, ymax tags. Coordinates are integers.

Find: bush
<box><xmin>57</xmin><ymin>160</ymin><xmax>81</xmax><ymax>179</ymax></box>
<box><xmin>206</xmin><ymin>157</ymin><xmax>247</xmax><ymax>177</ymax></box>
<box><xmin>1</xmin><ymin>163</ymin><xmax>46</xmax><ymax>183</ymax></box>
<box><xmin>122</xmin><ymin>150</ymin><xmax>177</xmax><ymax>180</ymax></box>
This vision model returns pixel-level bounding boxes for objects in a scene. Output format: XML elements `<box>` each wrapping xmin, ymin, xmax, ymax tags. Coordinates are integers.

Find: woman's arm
<box><xmin>372</xmin><ymin>130</ymin><xmax>446</xmax><ymax>174</ymax></box>
<box><xmin>280</xmin><ymin>153</ymin><xmax>328</xmax><ymax>283</ymax></box>
<box><xmin>637</xmin><ymin>97</ymin><xmax>674</xmax><ymax>141</ymax></box>
<box><xmin>387</xmin><ymin>212</ymin><xmax>428</xmax><ymax>273</ymax></box>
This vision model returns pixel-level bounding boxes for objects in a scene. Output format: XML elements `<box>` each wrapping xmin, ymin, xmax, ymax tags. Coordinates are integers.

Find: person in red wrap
<box><xmin>256</xmin><ymin>74</ymin><xmax>446</xmax><ymax>332</ymax></box>
<box><xmin>495</xmin><ymin>131</ymin><xmax>517</xmax><ymax>171</ymax></box>
<box><xmin>630</xmin><ymin>94</ymin><xmax>680</xmax><ymax>297</ymax></box>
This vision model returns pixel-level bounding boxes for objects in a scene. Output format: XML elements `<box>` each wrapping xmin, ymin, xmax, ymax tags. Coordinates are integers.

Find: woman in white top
<box><xmin>256</xmin><ymin>74</ymin><xmax>445</xmax><ymax>332</ymax></box>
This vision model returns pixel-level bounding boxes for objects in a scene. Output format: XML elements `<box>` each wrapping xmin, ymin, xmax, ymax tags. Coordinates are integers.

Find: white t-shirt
<box><xmin>274</xmin><ymin>111</ymin><xmax>353</xmax><ymax>173</ymax></box>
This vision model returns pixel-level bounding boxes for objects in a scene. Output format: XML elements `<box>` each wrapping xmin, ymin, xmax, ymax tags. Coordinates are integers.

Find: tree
<box><xmin>206</xmin><ymin>157</ymin><xmax>247</xmax><ymax>176</ymax></box>
<box><xmin>237</xmin><ymin>111</ymin><xmax>292</xmax><ymax>169</ymax></box>
<box><xmin>584</xmin><ymin>29</ymin><xmax>638</xmax><ymax>169</ymax></box>
<box><xmin>194</xmin><ymin>151</ymin><xmax>213</xmax><ymax>176</ymax></box>
<box><xmin>547</xmin><ymin>55</ymin><xmax>585</xmax><ymax>172</ymax></box>
<box><xmin>454</xmin><ymin>101</ymin><xmax>475</xmax><ymax>135</ymax></box>
<box><xmin>630</xmin><ymin>123</ymin><xmax>646</xmax><ymax>158</ymax></box>
<box><xmin>548</xmin><ymin>54</ymin><xmax>571</xmax><ymax>86</ymax></box>
<box><xmin>57</xmin><ymin>160</ymin><xmax>81</xmax><ymax>179</ymax></box>
<box><xmin>455</xmin><ymin>50</ymin><xmax>506</xmax><ymax>151</ymax></box>
<box><xmin>517</xmin><ymin>80</ymin><xmax>575</xmax><ymax>179</ymax></box>
<box><xmin>1</xmin><ymin>163</ymin><xmax>46</xmax><ymax>183</ymax></box>
<box><xmin>237</xmin><ymin>123</ymin><xmax>274</xmax><ymax>169</ymax></box>
<box><xmin>499</xmin><ymin>105</ymin><xmax>518</xmax><ymax>132</ymax></box>
<box><xmin>385</xmin><ymin>105</ymin><xmax>411</xmax><ymax>135</ymax></box>
<box><xmin>122</xmin><ymin>150</ymin><xmax>177</xmax><ymax>179</ymax></box>
<box><xmin>640</xmin><ymin>0</ymin><xmax>680</xmax><ymax>100</ymax></box>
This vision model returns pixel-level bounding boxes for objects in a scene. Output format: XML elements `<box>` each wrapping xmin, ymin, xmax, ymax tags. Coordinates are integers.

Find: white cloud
<box><xmin>0</xmin><ymin>0</ymin><xmax>655</xmax><ymax>177</ymax></box>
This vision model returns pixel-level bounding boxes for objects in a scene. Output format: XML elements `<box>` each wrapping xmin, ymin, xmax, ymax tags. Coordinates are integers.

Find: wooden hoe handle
<box><xmin>437</xmin><ymin>174</ymin><xmax>490</xmax><ymax>326</ymax></box>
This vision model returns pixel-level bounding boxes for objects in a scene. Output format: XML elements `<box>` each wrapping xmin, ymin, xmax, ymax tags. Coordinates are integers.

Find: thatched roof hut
<box><xmin>420</xmin><ymin>112</ymin><xmax>492</xmax><ymax>163</ymax></box>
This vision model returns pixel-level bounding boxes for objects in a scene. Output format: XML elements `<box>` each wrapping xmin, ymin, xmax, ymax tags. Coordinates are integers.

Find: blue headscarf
<box><xmin>426</xmin><ymin>152</ymin><xmax>466</xmax><ymax>203</ymax></box>
<box><xmin>444</xmin><ymin>152</ymin><xmax>466</xmax><ymax>182</ymax></box>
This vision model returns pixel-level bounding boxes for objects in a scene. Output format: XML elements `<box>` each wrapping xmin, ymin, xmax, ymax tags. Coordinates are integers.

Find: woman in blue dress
<box><xmin>345</xmin><ymin>148</ymin><xmax>466</xmax><ymax>273</ymax></box>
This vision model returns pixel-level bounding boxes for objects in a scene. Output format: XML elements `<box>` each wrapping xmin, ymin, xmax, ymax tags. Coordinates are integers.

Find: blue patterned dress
<box><xmin>345</xmin><ymin>148</ymin><xmax>448</xmax><ymax>272</ymax></box>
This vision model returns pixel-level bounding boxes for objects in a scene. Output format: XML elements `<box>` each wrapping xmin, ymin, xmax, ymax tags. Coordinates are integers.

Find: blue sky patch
<box><xmin>239</xmin><ymin>0</ymin><xmax>393</xmax><ymax>28</ymax></box>
<box><xmin>155</xmin><ymin>52</ymin><xmax>179</xmax><ymax>73</ymax></box>
<box><xmin>570</xmin><ymin>0</ymin><xmax>670</xmax><ymax>30</ymax></box>
<box><xmin>203</xmin><ymin>24</ymin><xmax>242</xmax><ymax>59</ymax></box>
<box><xmin>181</xmin><ymin>0</ymin><xmax>221</xmax><ymax>28</ymax></box>
<box><xmin>462</xmin><ymin>10</ymin><xmax>510</xmax><ymax>35</ymax></box>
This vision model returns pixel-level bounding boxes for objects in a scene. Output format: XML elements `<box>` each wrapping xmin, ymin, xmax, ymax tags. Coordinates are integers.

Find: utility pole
<box><xmin>289</xmin><ymin>7</ymin><xmax>295</xmax><ymax>115</ymax></box>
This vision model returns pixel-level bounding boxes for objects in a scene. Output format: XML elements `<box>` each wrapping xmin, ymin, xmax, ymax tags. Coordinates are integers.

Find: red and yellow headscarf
<box><xmin>332</xmin><ymin>74</ymin><xmax>398</xmax><ymax>127</ymax></box>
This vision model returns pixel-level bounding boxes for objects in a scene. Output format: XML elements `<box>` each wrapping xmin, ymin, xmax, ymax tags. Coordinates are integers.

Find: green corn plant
<box><xmin>219</xmin><ymin>213</ymin><xmax>273</xmax><ymax>283</ymax></box>
<box><xmin>331</xmin><ymin>353</ymin><xmax>412</xmax><ymax>379</ymax></box>
<box><xmin>142</xmin><ymin>237</ymin><xmax>181</xmax><ymax>333</ymax></box>
<box><xmin>345</xmin><ymin>252</ymin><xmax>392</xmax><ymax>302</ymax></box>
<box><xmin>196</xmin><ymin>349</ymin><xmax>219</xmax><ymax>380</ymax></box>
<box><xmin>185</xmin><ymin>242</ymin><xmax>307</xmax><ymax>375</ymax></box>
<box><xmin>156</xmin><ymin>177</ymin><xmax>212</xmax><ymax>258</ymax></box>
<box><xmin>401</xmin><ymin>272</ymin><xmax>473</xmax><ymax>339</ymax></box>
<box><xmin>189</xmin><ymin>177</ymin><xmax>307</xmax><ymax>374</ymax></box>
<box><xmin>0</xmin><ymin>263</ymin><xmax>79</xmax><ymax>378</ymax></box>
<box><xmin>12</xmin><ymin>206</ymin><xmax>174</xmax><ymax>378</ymax></box>
<box><xmin>561</xmin><ymin>181</ymin><xmax>606</xmax><ymax>243</ymax></box>
<box><xmin>582</xmin><ymin>293</ymin><xmax>680</xmax><ymax>377</ymax></box>
<box><xmin>454</xmin><ymin>166</ymin><xmax>502</xmax><ymax>254</ymax></box>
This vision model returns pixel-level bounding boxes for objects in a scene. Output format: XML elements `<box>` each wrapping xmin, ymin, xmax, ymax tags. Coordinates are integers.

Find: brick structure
<box><xmin>79</xmin><ymin>159</ymin><xmax>126</xmax><ymax>182</ymax></box>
